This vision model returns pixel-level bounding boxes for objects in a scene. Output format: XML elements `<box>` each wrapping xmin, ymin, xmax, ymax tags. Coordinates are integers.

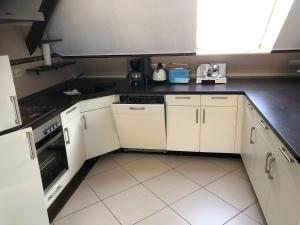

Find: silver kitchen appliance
<box><xmin>196</xmin><ymin>63</ymin><xmax>227</xmax><ymax>84</ymax></box>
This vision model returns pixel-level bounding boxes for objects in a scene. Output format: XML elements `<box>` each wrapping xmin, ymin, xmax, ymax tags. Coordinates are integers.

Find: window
<box><xmin>196</xmin><ymin>0</ymin><xmax>294</xmax><ymax>54</ymax></box>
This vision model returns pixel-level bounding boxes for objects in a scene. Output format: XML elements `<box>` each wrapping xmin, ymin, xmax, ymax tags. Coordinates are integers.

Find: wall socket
<box><xmin>12</xmin><ymin>68</ymin><xmax>22</xmax><ymax>78</ymax></box>
<box><xmin>288</xmin><ymin>59</ymin><xmax>300</xmax><ymax>66</ymax></box>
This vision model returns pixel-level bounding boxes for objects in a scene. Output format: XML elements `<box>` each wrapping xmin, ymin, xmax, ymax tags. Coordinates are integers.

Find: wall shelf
<box><xmin>27</xmin><ymin>61</ymin><xmax>75</xmax><ymax>75</ymax></box>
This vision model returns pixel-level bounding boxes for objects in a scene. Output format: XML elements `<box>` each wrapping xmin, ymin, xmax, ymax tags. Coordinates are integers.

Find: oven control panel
<box><xmin>43</xmin><ymin>122</ymin><xmax>59</xmax><ymax>135</ymax></box>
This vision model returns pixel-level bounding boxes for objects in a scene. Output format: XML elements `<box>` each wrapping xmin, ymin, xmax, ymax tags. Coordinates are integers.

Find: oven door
<box><xmin>36</xmin><ymin>127</ymin><xmax>68</xmax><ymax>191</ymax></box>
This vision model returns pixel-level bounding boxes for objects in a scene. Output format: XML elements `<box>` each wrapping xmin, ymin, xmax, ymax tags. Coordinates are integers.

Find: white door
<box><xmin>112</xmin><ymin>104</ymin><xmax>166</xmax><ymax>149</ymax></box>
<box><xmin>200</xmin><ymin>107</ymin><xmax>237</xmax><ymax>153</ymax></box>
<box><xmin>166</xmin><ymin>106</ymin><xmax>200</xmax><ymax>152</ymax></box>
<box><xmin>82</xmin><ymin>107</ymin><xmax>120</xmax><ymax>159</ymax></box>
<box><xmin>63</xmin><ymin>115</ymin><xmax>86</xmax><ymax>178</ymax></box>
<box><xmin>0</xmin><ymin>55</ymin><xmax>22</xmax><ymax>132</ymax></box>
<box><xmin>0</xmin><ymin>128</ymin><xmax>49</xmax><ymax>225</ymax></box>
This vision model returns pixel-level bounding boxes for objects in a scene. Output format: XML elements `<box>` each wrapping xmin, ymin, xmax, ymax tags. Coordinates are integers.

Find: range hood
<box><xmin>0</xmin><ymin>0</ymin><xmax>44</xmax><ymax>22</ymax></box>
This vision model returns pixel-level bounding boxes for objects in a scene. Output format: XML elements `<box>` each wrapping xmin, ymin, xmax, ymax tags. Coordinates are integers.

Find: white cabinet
<box><xmin>112</xmin><ymin>104</ymin><xmax>166</xmax><ymax>150</ymax></box>
<box><xmin>166</xmin><ymin>106</ymin><xmax>200</xmax><ymax>152</ymax></box>
<box><xmin>0</xmin><ymin>55</ymin><xmax>22</xmax><ymax>132</ymax></box>
<box><xmin>200</xmin><ymin>106</ymin><xmax>237</xmax><ymax>153</ymax></box>
<box><xmin>61</xmin><ymin>104</ymin><xmax>86</xmax><ymax>178</ymax></box>
<box><xmin>82</xmin><ymin>107</ymin><xmax>120</xmax><ymax>159</ymax></box>
<box><xmin>0</xmin><ymin>128</ymin><xmax>49</xmax><ymax>225</ymax></box>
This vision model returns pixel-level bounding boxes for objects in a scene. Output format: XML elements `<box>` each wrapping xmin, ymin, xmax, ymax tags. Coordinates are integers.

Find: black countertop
<box><xmin>4</xmin><ymin>77</ymin><xmax>300</xmax><ymax>163</ymax></box>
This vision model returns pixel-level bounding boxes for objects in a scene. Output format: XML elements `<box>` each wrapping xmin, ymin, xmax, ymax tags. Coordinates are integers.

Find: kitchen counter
<box><xmin>5</xmin><ymin>77</ymin><xmax>300</xmax><ymax>163</ymax></box>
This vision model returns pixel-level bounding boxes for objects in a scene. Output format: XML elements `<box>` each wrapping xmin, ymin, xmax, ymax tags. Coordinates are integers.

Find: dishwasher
<box><xmin>112</xmin><ymin>95</ymin><xmax>166</xmax><ymax>150</ymax></box>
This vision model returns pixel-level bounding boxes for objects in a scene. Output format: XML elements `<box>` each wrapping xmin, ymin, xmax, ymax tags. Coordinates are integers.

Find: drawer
<box><xmin>112</xmin><ymin>104</ymin><xmax>164</xmax><ymax>115</ymax></box>
<box><xmin>79</xmin><ymin>95</ymin><xmax>116</xmax><ymax>112</ymax></box>
<box><xmin>166</xmin><ymin>95</ymin><xmax>200</xmax><ymax>106</ymax></box>
<box><xmin>44</xmin><ymin>171</ymin><xmax>70</xmax><ymax>208</ymax></box>
<box><xmin>61</xmin><ymin>104</ymin><xmax>80</xmax><ymax>124</ymax></box>
<box><xmin>201</xmin><ymin>95</ymin><xmax>238</xmax><ymax>106</ymax></box>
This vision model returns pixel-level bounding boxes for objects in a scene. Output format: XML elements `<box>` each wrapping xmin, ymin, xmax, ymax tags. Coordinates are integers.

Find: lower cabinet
<box><xmin>82</xmin><ymin>107</ymin><xmax>120</xmax><ymax>159</ymax></box>
<box><xmin>0</xmin><ymin>128</ymin><xmax>49</xmax><ymax>225</ymax></box>
<box><xmin>61</xmin><ymin>105</ymin><xmax>86</xmax><ymax>178</ymax></box>
<box><xmin>166</xmin><ymin>106</ymin><xmax>200</xmax><ymax>152</ymax></box>
<box><xmin>200</xmin><ymin>106</ymin><xmax>237</xmax><ymax>153</ymax></box>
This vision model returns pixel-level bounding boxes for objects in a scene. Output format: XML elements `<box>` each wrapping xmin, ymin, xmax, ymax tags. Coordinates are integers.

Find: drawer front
<box><xmin>44</xmin><ymin>171</ymin><xmax>70</xmax><ymax>208</ymax></box>
<box><xmin>112</xmin><ymin>104</ymin><xmax>164</xmax><ymax>115</ymax></box>
<box><xmin>61</xmin><ymin>104</ymin><xmax>80</xmax><ymax>124</ymax></box>
<box><xmin>80</xmin><ymin>95</ymin><xmax>116</xmax><ymax>112</ymax></box>
<box><xmin>201</xmin><ymin>95</ymin><xmax>238</xmax><ymax>106</ymax></box>
<box><xmin>166</xmin><ymin>95</ymin><xmax>200</xmax><ymax>106</ymax></box>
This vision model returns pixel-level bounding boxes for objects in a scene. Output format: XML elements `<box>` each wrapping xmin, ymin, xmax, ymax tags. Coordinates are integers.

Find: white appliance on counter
<box><xmin>0</xmin><ymin>55</ymin><xmax>22</xmax><ymax>132</ymax></box>
<box><xmin>196</xmin><ymin>63</ymin><xmax>227</xmax><ymax>84</ymax></box>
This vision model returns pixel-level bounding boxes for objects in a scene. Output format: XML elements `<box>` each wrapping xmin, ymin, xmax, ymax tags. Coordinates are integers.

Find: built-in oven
<box><xmin>33</xmin><ymin>114</ymin><xmax>68</xmax><ymax>191</ymax></box>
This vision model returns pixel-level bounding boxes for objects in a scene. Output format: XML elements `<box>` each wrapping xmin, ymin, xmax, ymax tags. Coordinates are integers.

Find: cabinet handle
<box><xmin>82</xmin><ymin>115</ymin><xmax>87</xmax><ymax>130</ymax></box>
<box><xmin>265</xmin><ymin>152</ymin><xmax>272</xmax><ymax>173</ymax></box>
<box><xmin>129</xmin><ymin>107</ymin><xmax>145</xmax><ymax>110</ymax></box>
<box><xmin>26</xmin><ymin>132</ymin><xmax>35</xmax><ymax>160</ymax></box>
<box><xmin>10</xmin><ymin>96</ymin><xmax>22</xmax><ymax>125</ymax></box>
<box><xmin>259</xmin><ymin>120</ymin><xmax>268</xmax><ymax>129</ymax></box>
<box><xmin>278</xmin><ymin>147</ymin><xmax>294</xmax><ymax>163</ymax></box>
<box><xmin>249</xmin><ymin>127</ymin><xmax>255</xmax><ymax>144</ymax></box>
<box><xmin>268</xmin><ymin>154</ymin><xmax>275</xmax><ymax>180</ymax></box>
<box><xmin>202</xmin><ymin>109</ymin><xmax>206</xmax><ymax>123</ymax></box>
<box><xmin>211</xmin><ymin>96</ymin><xmax>228</xmax><ymax>100</ymax></box>
<box><xmin>175</xmin><ymin>96</ymin><xmax>191</xmax><ymax>99</ymax></box>
<box><xmin>48</xmin><ymin>185</ymin><xmax>62</xmax><ymax>201</ymax></box>
<box><xmin>64</xmin><ymin>128</ymin><xmax>70</xmax><ymax>144</ymax></box>
<box><xmin>66</xmin><ymin>106</ymin><xmax>77</xmax><ymax>115</ymax></box>
<box><xmin>196</xmin><ymin>109</ymin><xmax>199</xmax><ymax>123</ymax></box>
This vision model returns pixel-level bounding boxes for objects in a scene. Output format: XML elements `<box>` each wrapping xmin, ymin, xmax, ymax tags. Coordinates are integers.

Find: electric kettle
<box><xmin>152</xmin><ymin>63</ymin><xmax>167</xmax><ymax>82</ymax></box>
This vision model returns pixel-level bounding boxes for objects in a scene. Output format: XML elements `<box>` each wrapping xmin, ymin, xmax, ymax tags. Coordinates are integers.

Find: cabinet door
<box><xmin>0</xmin><ymin>56</ymin><xmax>22</xmax><ymax>132</ymax></box>
<box><xmin>200</xmin><ymin>107</ymin><xmax>237</xmax><ymax>153</ymax></box>
<box><xmin>0</xmin><ymin>129</ymin><xmax>49</xmax><ymax>225</ymax></box>
<box><xmin>266</xmin><ymin>148</ymin><xmax>300</xmax><ymax>225</ymax></box>
<box><xmin>166</xmin><ymin>106</ymin><xmax>200</xmax><ymax>152</ymax></box>
<box><xmin>63</xmin><ymin>115</ymin><xmax>86</xmax><ymax>178</ymax></box>
<box><xmin>241</xmin><ymin>101</ymin><xmax>256</xmax><ymax>180</ymax></box>
<box><xmin>82</xmin><ymin>107</ymin><xmax>120</xmax><ymax>159</ymax></box>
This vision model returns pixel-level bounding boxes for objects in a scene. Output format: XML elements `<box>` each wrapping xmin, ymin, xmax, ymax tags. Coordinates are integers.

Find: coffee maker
<box><xmin>127</xmin><ymin>57</ymin><xmax>152</xmax><ymax>87</ymax></box>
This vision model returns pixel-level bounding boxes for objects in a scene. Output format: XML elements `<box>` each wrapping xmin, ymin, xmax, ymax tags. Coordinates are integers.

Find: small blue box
<box><xmin>168</xmin><ymin>68</ymin><xmax>190</xmax><ymax>83</ymax></box>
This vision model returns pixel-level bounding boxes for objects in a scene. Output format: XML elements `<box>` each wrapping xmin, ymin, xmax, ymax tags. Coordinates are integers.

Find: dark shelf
<box><xmin>41</xmin><ymin>39</ymin><xmax>62</xmax><ymax>44</ymax></box>
<box><xmin>27</xmin><ymin>61</ymin><xmax>76</xmax><ymax>75</ymax></box>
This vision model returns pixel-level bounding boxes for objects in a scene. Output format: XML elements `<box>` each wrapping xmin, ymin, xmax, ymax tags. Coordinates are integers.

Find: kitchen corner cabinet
<box><xmin>0</xmin><ymin>55</ymin><xmax>22</xmax><ymax>132</ymax></box>
<box><xmin>80</xmin><ymin>96</ymin><xmax>120</xmax><ymax>159</ymax></box>
<box><xmin>166</xmin><ymin>106</ymin><xmax>200</xmax><ymax>152</ymax></box>
<box><xmin>61</xmin><ymin>104</ymin><xmax>86</xmax><ymax>178</ymax></box>
<box><xmin>0</xmin><ymin>128</ymin><xmax>49</xmax><ymax>225</ymax></box>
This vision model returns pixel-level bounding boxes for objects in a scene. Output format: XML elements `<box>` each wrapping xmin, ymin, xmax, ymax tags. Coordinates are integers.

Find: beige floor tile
<box><xmin>208</xmin><ymin>157</ymin><xmax>243</xmax><ymax>171</ymax></box>
<box><xmin>206</xmin><ymin>173</ymin><xmax>256</xmax><ymax>210</ymax></box>
<box><xmin>243</xmin><ymin>203</ymin><xmax>267</xmax><ymax>225</ymax></box>
<box><xmin>135</xmin><ymin>207</ymin><xmax>189</xmax><ymax>225</ymax></box>
<box><xmin>143</xmin><ymin>170</ymin><xmax>200</xmax><ymax>204</ymax></box>
<box><xmin>176</xmin><ymin>159</ymin><xmax>229</xmax><ymax>186</ymax></box>
<box><xmin>171</xmin><ymin>189</ymin><xmax>239</xmax><ymax>225</ymax></box>
<box><xmin>111</xmin><ymin>153</ymin><xmax>146</xmax><ymax>166</ymax></box>
<box><xmin>86</xmin><ymin>167</ymin><xmax>139</xmax><ymax>199</ymax></box>
<box><xmin>55</xmin><ymin>181</ymin><xmax>100</xmax><ymax>219</ymax></box>
<box><xmin>225</xmin><ymin>213</ymin><xmax>261</xmax><ymax>225</ymax></box>
<box><xmin>156</xmin><ymin>155</ymin><xmax>192</xmax><ymax>168</ymax></box>
<box><xmin>53</xmin><ymin>202</ymin><xmax>120</xmax><ymax>225</ymax></box>
<box><xmin>123</xmin><ymin>157</ymin><xmax>171</xmax><ymax>182</ymax></box>
<box><xmin>104</xmin><ymin>185</ymin><xmax>166</xmax><ymax>225</ymax></box>
<box><xmin>86</xmin><ymin>156</ymin><xmax>119</xmax><ymax>178</ymax></box>
<box><xmin>233</xmin><ymin>166</ymin><xmax>250</xmax><ymax>180</ymax></box>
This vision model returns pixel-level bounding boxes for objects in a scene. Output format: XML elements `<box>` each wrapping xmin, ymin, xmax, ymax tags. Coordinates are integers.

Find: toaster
<box><xmin>168</xmin><ymin>68</ymin><xmax>190</xmax><ymax>83</ymax></box>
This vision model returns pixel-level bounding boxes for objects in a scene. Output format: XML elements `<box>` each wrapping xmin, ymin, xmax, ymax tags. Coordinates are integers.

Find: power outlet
<box><xmin>288</xmin><ymin>59</ymin><xmax>300</xmax><ymax>66</ymax></box>
<box><xmin>12</xmin><ymin>68</ymin><xmax>22</xmax><ymax>78</ymax></box>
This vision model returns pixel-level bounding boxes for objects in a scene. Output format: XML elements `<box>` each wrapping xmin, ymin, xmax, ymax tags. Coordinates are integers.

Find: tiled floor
<box><xmin>53</xmin><ymin>152</ymin><xmax>267</xmax><ymax>225</ymax></box>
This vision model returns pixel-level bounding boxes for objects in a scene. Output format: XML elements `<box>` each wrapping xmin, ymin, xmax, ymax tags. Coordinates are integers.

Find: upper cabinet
<box><xmin>0</xmin><ymin>56</ymin><xmax>22</xmax><ymax>132</ymax></box>
<box><xmin>273</xmin><ymin>0</ymin><xmax>300</xmax><ymax>51</ymax></box>
<box><xmin>46</xmin><ymin>0</ymin><xmax>197</xmax><ymax>56</ymax></box>
<box><xmin>0</xmin><ymin>0</ymin><xmax>44</xmax><ymax>22</ymax></box>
